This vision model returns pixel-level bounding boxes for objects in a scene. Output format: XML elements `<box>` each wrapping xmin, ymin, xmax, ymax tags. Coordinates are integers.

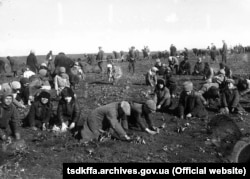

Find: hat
<box><xmin>226</xmin><ymin>79</ymin><xmax>235</xmax><ymax>84</ymax></box>
<box><xmin>61</xmin><ymin>87</ymin><xmax>74</xmax><ymax>98</ymax></box>
<box><xmin>39</xmin><ymin>91</ymin><xmax>51</xmax><ymax>99</ymax></box>
<box><xmin>218</xmin><ymin>69</ymin><xmax>225</xmax><ymax>75</ymax></box>
<box><xmin>74</xmin><ymin>62</ymin><xmax>79</xmax><ymax>66</ymax></box>
<box><xmin>183</xmin><ymin>81</ymin><xmax>193</xmax><ymax>91</ymax></box>
<box><xmin>41</xmin><ymin>63</ymin><xmax>47</xmax><ymax>67</ymax></box>
<box><xmin>107</xmin><ymin>64</ymin><xmax>112</xmax><ymax>68</ymax></box>
<box><xmin>11</xmin><ymin>81</ymin><xmax>21</xmax><ymax>90</ymax></box>
<box><xmin>121</xmin><ymin>101</ymin><xmax>131</xmax><ymax>116</ymax></box>
<box><xmin>39</xmin><ymin>69</ymin><xmax>47</xmax><ymax>77</ymax></box>
<box><xmin>156</xmin><ymin>59</ymin><xmax>161</xmax><ymax>63</ymax></box>
<box><xmin>20</xmin><ymin>77</ymin><xmax>29</xmax><ymax>85</ymax></box>
<box><xmin>157</xmin><ymin>79</ymin><xmax>165</xmax><ymax>85</ymax></box>
<box><xmin>1</xmin><ymin>91</ymin><xmax>13</xmax><ymax>101</ymax></box>
<box><xmin>145</xmin><ymin>100</ymin><xmax>156</xmax><ymax>112</ymax></box>
<box><xmin>151</xmin><ymin>67</ymin><xmax>158</xmax><ymax>72</ymax></box>
<box><xmin>59</xmin><ymin>67</ymin><xmax>66</xmax><ymax>73</ymax></box>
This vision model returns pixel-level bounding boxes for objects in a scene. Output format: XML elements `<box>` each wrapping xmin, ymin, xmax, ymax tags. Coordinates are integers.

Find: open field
<box><xmin>1</xmin><ymin>52</ymin><xmax>250</xmax><ymax>178</ymax></box>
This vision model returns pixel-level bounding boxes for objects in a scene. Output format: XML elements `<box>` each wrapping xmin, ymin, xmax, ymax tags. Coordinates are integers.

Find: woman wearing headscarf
<box><xmin>145</xmin><ymin>67</ymin><xmax>158</xmax><ymax>87</ymax></box>
<box><xmin>153</xmin><ymin>79</ymin><xmax>171</xmax><ymax>112</ymax></box>
<box><xmin>178</xmin><ymin>81</ymin><xmax>208</xmax><ymax>119</ymax></box>
<box><xmin>54</xmin><ymin>67</ymin><xmax>70</xmax><ymax>96</ymax></box>
<box><xmin>28</xmin><ymin>91</ymin><xmax>53</xmax><ymax>131</ymax></box>
<box><xmin>57</xmin><ymin>87</ymin><xmax>80</xmax><ymax>132</ymax></box>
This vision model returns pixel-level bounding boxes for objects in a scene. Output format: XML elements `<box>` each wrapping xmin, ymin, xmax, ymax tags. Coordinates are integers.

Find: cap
<box><xmin>11</xmin><ymin>81</ymin><xmax>21</xmax><ymax>90</ymax></box>
<box><xmin>61</xmin><ymin>87</ymin><xmax>74</xmax><ymax>98</ymax></box>
<box><xmin>41</xmin><ymin>63</ymin><xmax>47</xmax><ymax>67</ymax></box>
<box><xmin>20</xmin><ymin>77</ymin><xmax>29</xmax><ymax>85</ymax></box>
<box><xmin>59</xmin><ymin>67</ymin><xmax>66</xmax><ymax>73</ymax></box>
<box><xmin>39</xmin><ymin>91</ymin><xmax>51</xmax><ymax>99</ymax></box>
<box><xmin>145</xmin><ymin>100</ymin><xmax>156</xmax><ymax>112</ymax></box>
<box><xmin>156</xmin><ymin>59</ymin><xmax>161</xmax><ymax>63</ymax></box>
<box><xmin>151</xmin><ymin>67</ymin><xmax>159</xmax><ymax>72</ymax></box>
<box><xmin>39</xmin><ymin>69</ymin><xmax>47</xmax><ymax>77</ymax></box>
<box><xmin>183</xmin><ymin>81</ymin><xmax>193</xmax><ymax>91</ymax></box>
<box><xmin>121</xmin><ymin>101</ymin><xmax>131</xmax><ymax>116</ymax></box>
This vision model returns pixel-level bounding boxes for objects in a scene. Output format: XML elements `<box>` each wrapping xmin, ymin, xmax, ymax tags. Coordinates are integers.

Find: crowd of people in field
<box><xmin>1</xmin><ymin>41</ymin><xmax>250</xmax><ymax>145</ymax></box>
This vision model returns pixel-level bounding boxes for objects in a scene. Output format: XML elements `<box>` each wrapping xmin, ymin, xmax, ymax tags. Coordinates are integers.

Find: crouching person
<box><xmin>57</xmin><ymin>87</ymin><xmax>81</xmax><ymax>132</ymax></box>
<box><xmin>153</xmin><ymin>79</ymin><xmax>172</xmax><ymax>112</ymax></box>
<box><xmin>145</xmin><ymin>67</ymin><xmax>158</xmax><ymax>87</ymax></box>
<box><xmin>178</xmin><ymin>81</ymin><xmax>208</xmax><ymax>120</ymax></box>
<box><xmin>0</xmin><ymin>92</ymin><xmax>21</xmax><ymax>141</ymax></box>
<box><xmin>80</xmin><ymin>101</ymin><xmax>131</xmax><ymax>143</ymax></box>
<box><xmin>28</xmin><ymin>91</ymin><xmax>52</xmax><ymax>131</ymax></box>
<box><xmin>220</xmin><ymin>79</ymin><xmax>244</xmax><ymax>114</ymax></box>
<box><xmin>122</xmin><ymin>100</ymin><xmax>159</xmax><ymax>135</ymax></box>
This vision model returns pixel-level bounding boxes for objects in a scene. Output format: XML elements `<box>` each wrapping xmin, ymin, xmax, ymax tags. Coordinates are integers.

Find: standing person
<box><xmin>28</xmin><ymin>91</ymin><xmax>53</xmax><ymax>131</ymax></box>
<box><xmin>96</xmin><ymin>46</ymin><xmax>104</xmax><ymax>73</ymax></box>
<box><xmin>80</xmin><ymin>101</ymin><xmax>131</xmax><ymax>142</ymax></box>
<box><xmin>170</xmin><ymin>44</ymin><xmax>177</xmax><ymax>57</ymax></box>
<box><xmin>177</xmin><ymin>81</ymin><xmax>208</xmax><ymax>120</ymax></box>
<box><xmin>0</xmin><ymin>91</ymin><xmax>21</xmax><ymax>141</ymax></box>
<box><xmin>128</xmin><ymin>46</ymin><xmax>136</xmax><ymax>74</ymax></box>
<box><xmin>57</xmin><ymin>87</ymin><xmax>81</xmax><ymax>132</ymax></box>
<box><xmin>46</xmin><ymin>50</ymin><xmax>54</xmax><ymax>71</ymax></box>
<box><xmin>222</xmin><ymin>40</ymin><xmax>228</xmax><ymax>64</ymax></box>
<box><xmin>7</xmin><ymin>56</ymin><xmax>18</xmax><ymax>77</ymax></box>
<box><xmin>26</xmin><ymin>50</ymin><xmax>39</xmax><ymax>73</ymax></box>
<box><xmin>210</xmin><ymin>43</ymin><xmax>217</xmax><ymax>63</ymax></box>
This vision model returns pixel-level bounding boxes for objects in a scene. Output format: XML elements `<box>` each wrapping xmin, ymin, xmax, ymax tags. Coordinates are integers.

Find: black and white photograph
<box><xmin>0</xmin><ymin>0</ymin><xmax>250</xmax><ymax>178</ymax></box>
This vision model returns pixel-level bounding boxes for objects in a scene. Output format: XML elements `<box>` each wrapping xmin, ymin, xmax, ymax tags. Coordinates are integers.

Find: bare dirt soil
<box><xmin>1</xmin><ymin>53</ymin><xmax>250</xmax><ymax>178</ymax></box>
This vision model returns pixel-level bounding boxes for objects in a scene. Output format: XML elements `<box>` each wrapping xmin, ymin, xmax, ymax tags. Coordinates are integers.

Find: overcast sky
<box><xmin>0</xmin><ymin>0</ymin><xmax>250</xmax><ymax>56</ymax></box>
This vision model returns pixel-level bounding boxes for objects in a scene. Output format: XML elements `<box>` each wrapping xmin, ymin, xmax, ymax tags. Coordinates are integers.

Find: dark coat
<box><xmin>153</xmin><ymin>87</ymin><xmax>171</xmax><ymax>107</ymax></box>
<box><xmin>179</xmin><ymin>60</ymin><xmax>191</xmax><ymax>75</ymax></box>
<box><xmin>124</xmin><ymin>102</ymin><xmax>154</xmax><ymax>131</ymax></box>
<box><xmin>96</xmin><ymin>50</ymin><xmax>104</xmax><ymax>62</ymax></box>
<box><xmin>129</xmin><ymin>49</ymin><xmax>136</xmax><ymax>61</ymax></box>
<box><xmin>0</xmin><ymin>60</ymin><xmax>6</xmax><ymax>74</ymax></box>
<box><xmin>8</xmin><ymin>57</ymin><xmax>18</xmax><ymax>72</ymax></box>
<box><xmin>57</xmin><ymin>98</ymin><xmax>81</xmax><ymax>124</ymax></box>
<box><xmin>221</xmin><ymin>87</ymin><xmax>240</xmax><ymax>109</ymax></box>
<box><xmin>193</xmin><ymin>62</ymin><xmax>203</xmax><ymax>75</ymax></box>
<box><xmin>178</xmin><ymin>90</ymin><xmax>208</xmax><ymax>118</ymax></box>
<box><xmin>28</xmin><ymin>100</ymin><xmax>52</xmax><ymax>127</ymax></box>
<box><xmin>170</xmin><ymin>45</ymin><xmax>177</xmax><ymax>56</ymax></box>
<box><xmin>0</xmin><ymin>103</ymin><xmax>19</xmax><ymax>136</ymax></box>
<box><xmin>26</xmin><ymin>53</ymin><xmax>39</xmax><ymax>73</ymax></box>
<box><xmin>54</xmin><ymin>53</ymin><xmax>74</xmax><ymax>74</ymax></box>
<box><xmin>81</xmin><ymin>102</ymin><xmax>127</xmax><ymax>142</ymax></box>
